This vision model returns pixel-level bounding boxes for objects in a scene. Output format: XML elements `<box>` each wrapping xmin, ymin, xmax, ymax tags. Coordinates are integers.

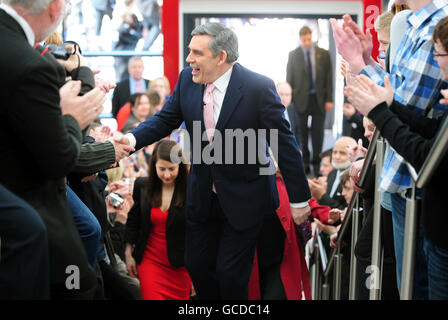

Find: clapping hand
<box><xmin>344</xmin><ymin>75</ymin><xmax>394</xmax><ymax>116</ymax></box>
<box><xmin>348</xmin><ymin>139</ymin><xmax>367</xmax><ymax>163</ymax></box>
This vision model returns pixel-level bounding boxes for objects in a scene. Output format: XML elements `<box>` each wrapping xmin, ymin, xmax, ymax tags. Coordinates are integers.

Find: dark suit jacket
<box><xmin>286</xmin><ymin>45</ymin><xmax>333</xmax><ymax>115</ymax></box>
<box><xmin>318</xmin><ymin>169</ymin><xmax>347</xmax><ymax>210</ymax></box>
<box><xmin>111</xmin><ymin>78</ymin><xmax>150</xmax><ymax>118</ymax></box>
<box><xmin>125</xmin><ymin>177</ymin><xmax>187</xmax><ymax>267</ymax></box>
<box><xmin>0</xmin><ymin>9</ymin><xmax>97</xmax><ymax>298</ymax></box>
<box><xmin>286</xmin><ymin>103</ymin><xmax>301</xmax><ymax>149</ymax></box>
<box><xmin>130</xmin><ymin>63</ymin><xmax>310</xmax><ymax>231</ymax></box>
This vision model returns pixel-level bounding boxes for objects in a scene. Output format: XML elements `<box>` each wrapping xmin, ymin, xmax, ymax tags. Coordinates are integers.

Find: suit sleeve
<box><xmin>9</xmin><ymin>58</ymin><xmax>82</xmax><ymax>179</ymax></box>
<box><xmin>73</xmin><ymin>141</ymin><xmax>116</xmax><ymax>174</ymax></box>
<box><xmin>130</xmin><ymin>71</ymin><xmax>184</xmax><ymax>150</ymax></box>
<box><xmin>124</xmin><ymin>178</ymin><xmax>144</xmax><ymax>245</ymax></box>
<box><xmin>258</xmin><ymin>78</ymin><xmax>311</xmax><ymax>203</ymax></box>
<box><xmin>111</xmin><ymin>83</ymin><xmax>122</xmax><ymax>118</ymax></box>
<box><xmin>286</xmin><ymin>51</ymin><xmax>295</xmax><ymax>89</ymax></box>
<box><xmin>324</xmin><ymin>50</ymin><xmax>333</xmax><ymax>103</ymax></box>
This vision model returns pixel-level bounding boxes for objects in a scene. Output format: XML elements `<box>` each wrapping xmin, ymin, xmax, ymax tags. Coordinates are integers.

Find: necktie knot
<box><xmin>204</xmin><ymin>83</ymin><xmax>215</xmax><ymax>104</ymax></box>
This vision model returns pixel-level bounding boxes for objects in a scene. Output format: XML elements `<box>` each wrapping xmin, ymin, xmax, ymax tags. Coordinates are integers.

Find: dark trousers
<box><xmin>355</xmin><ymin>206</ymin><xmax>399</xmax><ymax>300</ymax></box>
<box><xmin>184</xmin><ymin>193</ymin><xmax>263</xmax><ymax>300</ymax></box>
<box><xmin>0</xmin><ymin>184</ymin><xmax>50</xmax><ymax>299</ymax></box>
<box><xmin>298</xmin><ymin>93</ymin><xmax>325</xmax><ymax>174</ymax></box>
<box><xmin>257</xmin><ymin>210</ymin><xmax>286</xmax><ymax>300</ymax></box>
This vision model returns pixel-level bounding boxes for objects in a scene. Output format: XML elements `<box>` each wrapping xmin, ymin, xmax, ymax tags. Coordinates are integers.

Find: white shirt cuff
<box><xmin>290</xmin><ymin>201</ymin><xmax>310</xmax><ymax>208</ymax></box>
<box><xmin>125</xmin><ymin>133</ymin><xmax>136</xmax><ymax>148</ymax></box>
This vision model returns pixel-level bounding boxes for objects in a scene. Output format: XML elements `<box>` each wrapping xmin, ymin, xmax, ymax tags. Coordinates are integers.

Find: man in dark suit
<box><xmin>120</xmin><ymin>22</ymin><xmax>311</xmax><ymax>300</ymax></box>
<box><xmin>287</xmin><ymin>26</ymin><xmax>333</xmax><ymax>176</ymax></box>
<box><xmin>111</xmin><ymin>56</ymin><xmax>150</xmax><ymax>118</ymax></box>
<box><xmin>0</xmin><ymin>0</ymin><xmax>105</xmax><ymax>299</ymax></box>
<box><xmin>276</xmin><ymin>81</ymin><xmax>302</xmax><ymax>150</ymax></box>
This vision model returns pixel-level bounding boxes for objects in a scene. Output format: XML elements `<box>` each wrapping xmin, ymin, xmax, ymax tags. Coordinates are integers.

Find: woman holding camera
<box><xmin>124</xmin><ymin>140</ymin><xmax>191</xmax><ymax>300</ymax></box>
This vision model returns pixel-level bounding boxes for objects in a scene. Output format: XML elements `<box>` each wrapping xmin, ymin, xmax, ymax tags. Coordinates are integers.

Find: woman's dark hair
<box><xmin>433</xmin><ymin>17</ymin><xmax>448</xmax><ymax>53</ymax></box>
<box><xmin>145</xmin><ymin>140</ymin><xmax>187</xmax><ymax>209</ymax></box>
<box><xmin>128</xmin><ymin>93</ymin><xmax>143</xmax><ymax>109</ymax></box>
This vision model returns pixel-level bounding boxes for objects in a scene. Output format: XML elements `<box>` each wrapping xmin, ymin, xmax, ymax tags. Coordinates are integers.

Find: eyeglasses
<box><xmin>433</xmin><ymin>50</ymin><xmax>448</xmax><ymax>57</ymax></box>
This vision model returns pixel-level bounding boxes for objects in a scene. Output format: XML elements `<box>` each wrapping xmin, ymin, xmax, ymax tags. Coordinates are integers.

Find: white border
<box><xmin>179</xmin><ymin>0</ymin><xmax>364</xmax><ymax>67</ymax></box>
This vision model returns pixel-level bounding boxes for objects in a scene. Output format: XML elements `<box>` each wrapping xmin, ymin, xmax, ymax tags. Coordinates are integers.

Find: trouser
<box><xmin>184</xmin><ymin>193</ymin><xmax>263</xmax><ymax>300</ymax></box>
<box><xmin>390</xmin><ymin>192</ymin><xmax>428</xmax><ymax>299</ymax></box>
<box><xmin>355</xmin><ymin>206</ymin><xmax>399</xmax><ymax>300</ymax></box>
<box><xmin>423</xmin><ymin>237</ymin><xmax>448</xmax><ymax>300</ymax></box>
<box><xmin>298</xmin><ymin>93</ymin><xmax>325</xmax><ymax>175</ymax></box>
<box><xmin>257</xmin><ymin>210</ymin><xmax>286</xmax><ymax>300</ymax></box>
<box><xmin>0</xmin><ymin>184</ymin><xmax>50</xmax><ymax>299</ymax></box>
<box><xmin>67</xmin><ymin>185</ymin><xmax>102</xmax><ymax>268</ymax></box>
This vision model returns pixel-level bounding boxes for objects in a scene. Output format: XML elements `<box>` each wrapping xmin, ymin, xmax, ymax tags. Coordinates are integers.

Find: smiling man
<box><xmin>121</xmin><ymin>22</ymin><xmax>311</xmax><ymax>300</ymax></box>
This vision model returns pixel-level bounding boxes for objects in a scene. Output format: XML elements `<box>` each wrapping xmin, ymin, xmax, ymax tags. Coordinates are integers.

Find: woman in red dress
<box><xmin>124</xmin><ymin>140</ymin><xmax>191</xmax><ymax>299</ymax></box>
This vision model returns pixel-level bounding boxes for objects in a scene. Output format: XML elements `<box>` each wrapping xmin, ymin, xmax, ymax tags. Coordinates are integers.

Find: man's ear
<box><xmin>216</xmin><ymin>50</ymin><xmax>228</xmax><ymax>66</ymax></box>
<box><xmin>48</xmin><ymin>0</ymin><xmax>63</xmax><ymax>23</ymax></box>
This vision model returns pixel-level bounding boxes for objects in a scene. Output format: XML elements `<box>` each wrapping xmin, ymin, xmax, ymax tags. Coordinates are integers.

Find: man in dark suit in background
<box><xmin>120</xmin><ymin>22</ymin><xmax>311</xmax><ymax>300</ymax></box>
<box><xmin>111</xmin><ymin>56</ymin><xmax>150</xmax><ymax>118</ymax></box>
<box><xmin>276</xmin><ymin>81</ymin><xmax>301</xmax><ymax>149</ymax></box>
<box><xmin>0</xmin><ymin>0</ymin><xmax>105</xmax><ymax>299</ymax></box>
<box><xmin>287</xmin><ymin>26</ymin><xmax>333</xmax><ymax>176</ymax></box>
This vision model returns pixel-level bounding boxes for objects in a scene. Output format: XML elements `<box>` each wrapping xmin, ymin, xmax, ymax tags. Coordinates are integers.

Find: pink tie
<box><xmin>203</xmin><ymin>83</ymin><xmax>216</xmax><ymax>143</ymax></box>
<box><xmin>136</xmin><ymin>81</ymin><xmax>143</xmax><ymax>93</ymax></box>
<box><xmin>203</xmin><ymin>83</ymin><xmax>216</xmax><ymax>192</ymax></box>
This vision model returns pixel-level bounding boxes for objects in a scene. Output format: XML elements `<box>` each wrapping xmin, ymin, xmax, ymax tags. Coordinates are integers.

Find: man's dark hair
<box><xmin>319</xmin><ymin>148</ymin><xmax>333</xmax><ymax>161</ymax></box>
<box><xmin>433</xmin><ymin>17</ymin><xmax>448</xmax><ymax>53</ymax></box>
<box><xmin>300</xmin><ymin>26</ymin><xmax>312</xmax><ymax>36</ymax></box>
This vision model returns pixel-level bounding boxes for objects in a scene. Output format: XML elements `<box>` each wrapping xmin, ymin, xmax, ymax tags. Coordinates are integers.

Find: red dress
<box><xmin>137</xmin><ymin>207</ymin><xmax>191</xmax><ymax>300</ymax></box>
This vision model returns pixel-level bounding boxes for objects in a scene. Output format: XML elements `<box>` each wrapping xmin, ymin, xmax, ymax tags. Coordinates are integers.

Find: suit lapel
<box><xmin>215</xmin><ymin>64</ymin><xmax>244</xmax><ymax>133</ymax></box>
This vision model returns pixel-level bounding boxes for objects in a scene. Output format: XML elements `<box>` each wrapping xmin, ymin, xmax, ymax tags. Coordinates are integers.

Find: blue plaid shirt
<box><xmin>361</xmin><ymin>0</ymin><xmax>448</xmax><ymax>193</ymax></box>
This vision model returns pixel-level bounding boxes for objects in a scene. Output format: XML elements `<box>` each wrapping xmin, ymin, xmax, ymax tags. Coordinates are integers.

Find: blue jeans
<box><xmin>423</xmin><ymin>237</ymin><xmax>448</xmax><ymax>300</ymax></box>
<box><xmin>66</xmin><ymin>185</ymin><xmax>102</xmax><ymax>268</ymax></box>
<box><xmin>390</xmin><ymin>192</ymin><xmax>428</xmax><ymax>299</ymax></box>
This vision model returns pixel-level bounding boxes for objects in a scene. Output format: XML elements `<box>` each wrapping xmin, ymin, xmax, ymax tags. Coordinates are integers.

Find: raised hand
<box><xmin>348</xmin><ymin>139</ymin><xmax>367</xmax><ymax>163</ymax></box>
<box><xmin>60</xmin><ymin>82</ymin><xmax>106</xmax><ymax>129</ymax></box>
<box><xmin>330</xmin><ymin>18</ymin><xmax>365</xmax><ymax>74</ymax></box>
<box><xmin>344</xmin><ymin>75</ymin><xmax>393</xmax><ymax>116</ymax></box>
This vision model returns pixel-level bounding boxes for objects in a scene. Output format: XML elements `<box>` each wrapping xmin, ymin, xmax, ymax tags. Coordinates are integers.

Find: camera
<box><xmin>44</xmin><ymin>44</ymin><xmax>72</xmax><ymax>60</ymax></box>
<box><xmin>109</xmin><ymin>192</ymin><xmax>124</xmax><ymax>209</ymax></box>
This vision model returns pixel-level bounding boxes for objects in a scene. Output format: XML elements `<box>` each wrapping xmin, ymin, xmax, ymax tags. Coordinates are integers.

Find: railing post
<box><xmin>349</xmin><ymin>195</ymin><xmax>360</xmax><ymax>300</ymax></box>
<box><xmin>310</xmin><ymin>237</ymin><xmax>320</xmax><ymax>300</ymax></box>
<box><xmin>333</xmin><ymin>247</ymin><xmax>342</xmax><ymax>300</ymax></box>
<box><xmin>369</xmin><ymin>137</ymin><xmax>386</xmax><ymax>300</ymax></box>
<box><xmin>322</xmin><ymin>276</ymin><xmax>330</xmax><ymax>300</ymax></box>
<box><xmin>400</xmin><ymin>183</ymin><xmax>418</xmax><ymax>300</ymax></box>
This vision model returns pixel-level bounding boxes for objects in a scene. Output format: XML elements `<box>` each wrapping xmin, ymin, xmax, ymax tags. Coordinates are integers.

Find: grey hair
<box><xmin>3</xmin><ymin>0</ymin><xmax>54</xmax><ymax>14</ymax></box>
<box><xmin>191</xmin><ymin>22</ymin><xmax>239</xmax><ymax>63</ymax></box>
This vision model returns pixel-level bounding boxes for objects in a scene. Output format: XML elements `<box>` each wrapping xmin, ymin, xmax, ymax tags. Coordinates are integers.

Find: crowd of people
<box><xmin>1</xmin><ymin>0</ymin><xmax>448</xmax><ymax>301</ymax></box>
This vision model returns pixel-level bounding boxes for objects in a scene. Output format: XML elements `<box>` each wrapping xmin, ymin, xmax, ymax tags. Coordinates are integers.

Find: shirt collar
<box><xmin>0</xmin><ymin>3</ymin><xmax>35</xmax><ymax>46</ymax></box>
<box><xmin>212</xmin><ymin>65</ymin><xmax>233</xmax><ymax>93</ymax></box>
<box><xmin>408</xmin><ymin>0</ymin><xmax>446</xmax><ymax>29</ymax></box>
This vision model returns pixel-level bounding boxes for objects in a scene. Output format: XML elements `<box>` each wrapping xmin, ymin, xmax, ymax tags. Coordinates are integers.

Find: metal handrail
<box><xmin>400</xmin><ymin>114</ymin><xmax>448</xmax><ymax>299</ymax></box>
<box><xmin>83</xmin><ymin>50</ymin><xmax>163</xmax><ymax>57</ymax></box>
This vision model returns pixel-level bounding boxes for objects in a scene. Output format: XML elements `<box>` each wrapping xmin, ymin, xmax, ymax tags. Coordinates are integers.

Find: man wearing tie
<box><xmin>287</xmin><ymin>26</ymin><xmax>333</xmax><ymax>176</ymax></box>
<box><xmin>121</xmin><ymin>22</ymin><xmax>311</xmax><ymax>299</ymax></box>
<box><xmin>112</xmin><ymin>56</ymin><xmax>150</xmax><ymax>118</ymax></box>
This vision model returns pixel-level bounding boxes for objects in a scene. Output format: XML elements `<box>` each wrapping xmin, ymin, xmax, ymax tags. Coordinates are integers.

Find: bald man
<box><xmin>309</xmin><ymin>136</ymin><xmax>356</xmax><ymax>209</ymax></box>
<box><xmin>276</xmin><ymin>82</ymin><xmax>301</xmax><ymax>149</ymax></box>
